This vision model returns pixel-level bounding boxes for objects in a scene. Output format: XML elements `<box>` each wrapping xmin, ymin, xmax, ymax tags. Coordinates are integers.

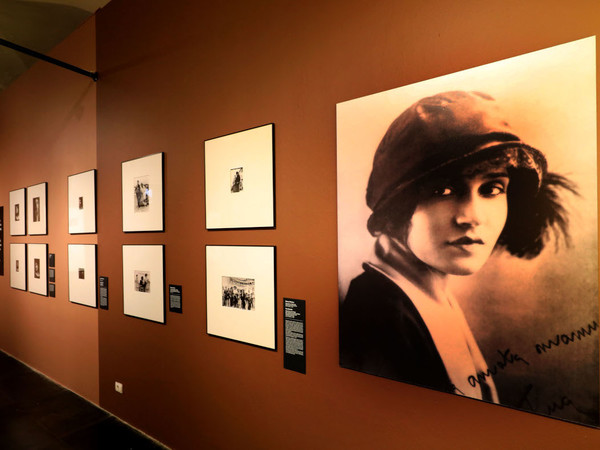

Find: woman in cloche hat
<box><xmin>339</xmin><ymin>91</ymin><xmax>576</xmax><ymax>402</ymax></box>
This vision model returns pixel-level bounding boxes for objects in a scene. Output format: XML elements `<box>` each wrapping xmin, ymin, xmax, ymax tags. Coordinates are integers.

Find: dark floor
<box><xmin>0</xmin><ymin>350</ymin><xmax>167</xmax><ymax>449</ymax></box>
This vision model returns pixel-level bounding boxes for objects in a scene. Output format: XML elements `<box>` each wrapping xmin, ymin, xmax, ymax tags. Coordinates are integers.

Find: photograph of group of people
<box><xmin>222</xmin><ymin>276</ymin><xmax>255</xmax><ymax>311</ymax></box>
<box><xmin>337</xmin><ymin>38</ymin><xmax>598</xmax><ymax>426</ymax></box>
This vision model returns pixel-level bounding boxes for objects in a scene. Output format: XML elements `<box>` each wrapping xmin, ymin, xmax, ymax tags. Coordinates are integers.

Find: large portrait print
<box><xmin>336</xmin><ymin>37</ymin><xmax>598</xmax><ymax>426</ymax></box>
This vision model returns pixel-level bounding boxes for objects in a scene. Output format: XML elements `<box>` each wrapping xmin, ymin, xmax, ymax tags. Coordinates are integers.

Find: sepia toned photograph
<box><xmin>206</xmin><ymin>245</ymin><xmax>276</xmax><ymax>349</ymax></box>
<box><xmin>230</xmin><ymin>167</ymin><xmax>244</xmax><ymax>193</ymax></box>
<box><xmin>27</xmin><ymin>183</ymin><xmax>47</xmax><ymax>235</ymax></box>
<box><xmin>133</xmin><ymin>176</ymin><xmax>151</xmax><ymax>212</ymax></box>
<box><xmin>10</xmin><ymin>243</ymin><xmax>26</xmax><ymax>291</ymax></box>
<box><xmin>33</xmin><ymin>197</ymin><xmax>40</xmax><ymax>223</ymax></box>
<box><xmin>222</xmin><ymin>276</ymin><xmax>255</xmax><ymax>310</ymax></box>
<box><xmin>34</xmin><ymin>258</ymin><xmax>40</xmax><ymax>279</ymax></box>
<box><xmin>337</xmin><ymin>37</ymin><xmax>597</xmax><ymax>426</ymax></box>
<box><xmin>122</xmin><ymin>245</ymin><xmax>164</xmax><ymax>322</ymax></box>
<box><xmin>68</xmin><ymin>169</ymin><xmax>97</xmax><ymax>234</ymax></box>
<box><xmin>68</xmin><ymin>244</ymin><xmax>97</xmax><ymax>308</ymax></box>
<box><xmin>205</xmin><ymin>124</ymin><xmax>275</xmax><ymax>229</ymax></box>
<box><xmin>27</xmin><ymin>243</ymin><xmax>47</xmax><ymax>296</ymax></box>
<box><xmin>134</xmin><ymin>270</ymin><xmax>151</xmax><ymax>293</ymax></box>
<box><xmin>69</xmin><ymin>244</ymin><xmax>97</xmax><ymax>308</ymax></box>
<box><xmin>122</xmin><ymin>153</ymin><xmax>164</xmax><ymax>232</ymax></box>
<box><xmin>10</xmin><ymin>188</ymin><xmax>26</xmax><ymax>236</ymax></box>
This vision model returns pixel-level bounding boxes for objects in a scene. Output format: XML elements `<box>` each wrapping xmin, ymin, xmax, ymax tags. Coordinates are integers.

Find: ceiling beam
<box><xmin>0</xmin><ymin>38</ymin><xmax>98</xmax><ymax>81</ymax></box>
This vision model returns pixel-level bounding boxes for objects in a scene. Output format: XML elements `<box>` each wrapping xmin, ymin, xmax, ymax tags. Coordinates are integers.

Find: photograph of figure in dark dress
<box><xmin>230</xmin><ymin>167</ymin><xmax>243</xmax><ymax>193</ymax></box>
<box><xmin>133</xmin><ymin>177</ymin><xmax>151</xmax><ymax>212</ymax></box>
<box><xmin>337</xmin><ymin>38</ymin><xmax>597</xmax><ymax>426</ymax></box>
<box><xmin>33</xmin><ymin>197</ymin><xmax>40</xmax><ymax>223</ymax></box>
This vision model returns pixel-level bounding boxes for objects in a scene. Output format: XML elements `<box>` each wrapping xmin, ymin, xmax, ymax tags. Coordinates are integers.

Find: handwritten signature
<box><xmin>517</xmin><ymin>384</ymin><xmax>582</xmax><ymax>416</ymax></box>
<box><xmin>467</xmin><ymin>348</ymin><xmax>529</xmax><ymax>388</ymax></box>
<box><xmin>534</xmin><ymin>320</ymin><xmax>598</xmax><ymax>354</ymax></box>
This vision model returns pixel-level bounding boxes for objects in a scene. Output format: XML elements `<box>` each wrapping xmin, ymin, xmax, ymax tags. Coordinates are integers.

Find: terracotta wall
<box><xmin>1</xmin><ymin>0</ymin><xmax>598</xmax><ymax>449</ymax></box>
<box><xmin>94</xmin><ymin>0</ymin><xmax>600</xmax><ymax>448</ymax></box>
<box><xmin>0</xmin><ymin>17</ymin><xmax>99</xmax><ymax>402</ymax></box>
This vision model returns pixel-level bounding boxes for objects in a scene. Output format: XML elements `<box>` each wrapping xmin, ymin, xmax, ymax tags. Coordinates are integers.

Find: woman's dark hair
<box><xmin>367</xmin><ymin>151</ymin><xmax>577</xmax><ymax>259</ymax></box>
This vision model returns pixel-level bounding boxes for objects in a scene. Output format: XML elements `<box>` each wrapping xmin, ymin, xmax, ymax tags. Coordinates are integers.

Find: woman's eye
<box><xmin>480</xmin><ymin>182</ymin><xmax>506</xmax><ymax>196</ymax></box>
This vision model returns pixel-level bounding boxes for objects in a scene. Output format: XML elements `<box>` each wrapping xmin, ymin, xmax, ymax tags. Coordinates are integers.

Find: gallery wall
<box><xmin>94</xmin><ymin>0</ymin><xmax>600</xmax><ymax>448</ymax></box>
<box><xmin>0</xmin><ymin>0</ymin><xmax>598</xmax><ymax>449</ymax></box>
<box><xmin>0</xmin><ymin>17</ymin><xmax>99</xmax><ymax>402</ymax></box>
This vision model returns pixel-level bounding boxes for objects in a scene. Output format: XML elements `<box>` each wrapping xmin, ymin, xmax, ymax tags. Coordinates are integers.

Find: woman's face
<box><xmin>405</xmin><ymin>168</ymin><xmax>509</xmax><ymax>276</ymax></box>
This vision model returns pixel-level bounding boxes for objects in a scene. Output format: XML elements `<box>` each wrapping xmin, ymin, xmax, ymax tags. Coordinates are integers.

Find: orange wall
<box><xmin>0</xmin><ymin>17</ymin><xmax>99</xmax><ymax>402</ymax></box>
<box><xmin>1</xmin><ymin>1</ymin><xmax>599</xmax><ymax>449</ymax></box>
<box><xmin>94</xmin><ymin>0</ymin><xmax>600</xmax><ymax>449</ymax></box>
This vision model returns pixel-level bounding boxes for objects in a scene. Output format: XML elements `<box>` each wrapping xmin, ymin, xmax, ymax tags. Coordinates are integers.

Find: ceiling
<box><xmin>0</xmin><ymin>0</ymin><xmax>111</xmax><ymax>93</ymax></box>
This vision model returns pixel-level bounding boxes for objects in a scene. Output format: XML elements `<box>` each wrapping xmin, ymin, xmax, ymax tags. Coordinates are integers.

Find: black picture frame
<box><xmin>204</xmin><ymin>124</ymin><xmax>275</xmax><ymax>230</ymax></box>
<box><xmin>68</xmin><ymin>169</ymin><xmax>97</xmax><ymax>234</ymax></box>
<box><xmin>121</xmin><ymin>153</ymin><xmax>165</xmax><ymax>233</ymax></box>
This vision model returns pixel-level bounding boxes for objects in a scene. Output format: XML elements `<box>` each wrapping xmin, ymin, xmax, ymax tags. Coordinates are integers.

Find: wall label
<box><xmin>284</xmin><ymin>298</ymin><xmax>306</xmax><ymax>374</ymax></box>
<box><xmin>169</xmin><ymin>284</ymin><xmax>182</xmax><ymax>313</ymax></box>
<box><xmin>99</xmin><ymin>276</ymin><xmax>109</xmax><ymax>309</ymax></box>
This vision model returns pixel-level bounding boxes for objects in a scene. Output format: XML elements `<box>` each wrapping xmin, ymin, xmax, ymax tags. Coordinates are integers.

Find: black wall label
<box><xmin>169</xmin><ymin>284</ymin><xmax>183</xmax><ymax>313</ymax></box>
<box><xmin>284</xmin><ymin>298</ymin><xmax>306</xmax><ymax>374</ymax></box>
<box><xmin>99</xmin><ymin>276</ymin><xmax>109</xmax><ymax>309</ymax></box>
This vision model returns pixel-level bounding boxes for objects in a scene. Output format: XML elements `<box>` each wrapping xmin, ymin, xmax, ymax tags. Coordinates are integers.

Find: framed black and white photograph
<box><xmin>68</xmin><ymin>244</ymin><xmax>97</xmax><ymax>308</ymax></box>
<box><xmin>68</xmin><ymin>169</ymin><xmax>97</xmax><ymax>234</ymax></box>
<box><xmin>27</xmin><ymin>182</ymin><xmax>47</xmax><ymax>235</ymax></box>
<box><xmin>9</xmin><ymin>188</ymin><xmax>26</xmax><ymax>236</ymax></box>
<box><xmin>27</xmin><ymin>243</ymin><xmax>47</xmax><ymax>296</ymax></box>
<box><xmin>122</xmin><ymin>153</ymin><xmax>164</xmax><ymax>232</ymax></box>
<box><xmin>204</xmin><ymin>124</ymin><xmax>275</xmax><ymax>229</ymax></box>
<box><xmin>10</xmin><ymin>243</ymin><xmax>26</xmax><ymax>291</ymax></box>
<box><xmin>122</xmin><ymin>244</ymin><xmax>164</xmax><ymax>323</ymax></box>
<box><xmin>48</xmin><ymin>268</ymin><xmax>55</xmax><ymax>283</ymax></box>
<box><xmin>206</xmin><ymin>245</ymin><xmax>276</xmax><ymax>349</ymax></box>
<box><xmin>337</xmin><ymin>37</ymin><xmax>597</xmax><ymax>426</ymax></box>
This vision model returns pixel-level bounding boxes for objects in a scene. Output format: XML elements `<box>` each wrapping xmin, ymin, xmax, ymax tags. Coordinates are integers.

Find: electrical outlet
<box><xmin>115</xmin><ymin>381</ymin><xmax>123</xmax><ymax>394</ymax></box>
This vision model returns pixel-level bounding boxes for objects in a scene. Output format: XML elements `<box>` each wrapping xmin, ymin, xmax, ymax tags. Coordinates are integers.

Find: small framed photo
<box><xmin>68</xmin><ymin>169</ymin><xmax>97</xmax><ymax>234</ymax></box>
<box><xmin>48</xmin><ymin>268</ymin><xmax>55</xmax><ymax>283</ymax></box>
<box><xmin>206</xmin><ymin>245</ymin><xmax>276</xmax><ymax>349</ymax></box>
<box><xmin>122</xmin><ymin>244</ymin><xmax>165</xmax><ymax>323</ymax></box>
<box><xmin>27</xmin><ymin>243</ymin><xmax>47</xmax><ymax>296</ymax></box>
<box><xmin>68</xmin><ymin>244</ymin><xmax>97</xmax><ymax>308</ymax></box>
<box><xmin>122</xmin><ymin>153</ymin><xmax>164</xmax><ymax>232</ymax></box>
<box><xmin>27</xmin><ymin>182</ymin><xmax>48</xmax><ymax>235</ymax></box>
<box><xmin>205</xmin><ymin>124</ymin><xmax>275</xmax><ymax>229</ymax></box>
<box><xmin>10</xmin><ymin>243</ymin><xmax>27</xmax><ymax>291</ymax></box>
<box><xmin>9</xmin><ymin>188</ymin><xmax>26</xmax><ymax>236</ymax></box>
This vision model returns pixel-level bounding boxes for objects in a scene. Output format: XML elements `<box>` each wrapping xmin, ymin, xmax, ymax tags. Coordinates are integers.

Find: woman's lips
<box><xmin>447</xmin><ymin>236</ymin><xmax>485</xmax><ymax>246</ymax></box>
